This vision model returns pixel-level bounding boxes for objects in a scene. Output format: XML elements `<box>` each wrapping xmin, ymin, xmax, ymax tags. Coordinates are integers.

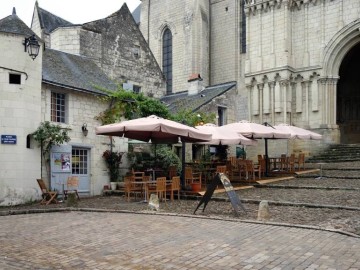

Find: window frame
<box><xmin>51</xmin><ymin>92</ymin><xmax>67</xmax><ymax>123</ymax></box>
<box><xmin>162</xmin><ymin>28</ymin><xmax>173</xmax><ymax>95</ymax></box>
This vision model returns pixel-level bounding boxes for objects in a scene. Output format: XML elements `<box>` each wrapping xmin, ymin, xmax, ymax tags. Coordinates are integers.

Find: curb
<box><xmin>1</xmin><ymin>206</ymin><xmax>359</xmax><ymax>239</ymax></box>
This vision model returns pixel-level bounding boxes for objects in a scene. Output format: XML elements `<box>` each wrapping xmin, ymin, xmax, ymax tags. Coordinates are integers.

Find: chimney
<box><xmin>188</xmin><ymin>73</ymin><xmax>203</xmax><ymax>95</ymax></box>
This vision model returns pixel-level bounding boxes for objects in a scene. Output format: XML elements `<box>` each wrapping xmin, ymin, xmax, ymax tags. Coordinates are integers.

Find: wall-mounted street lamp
<box><xmin>24</xmin><ymin>35</ymin><xmax>40</xmax><ymax>60</ymax></box>
<box><xmin>82</xmin><ymin>123</ymin><xmax>88</xmax><ymax>137</ymax></box>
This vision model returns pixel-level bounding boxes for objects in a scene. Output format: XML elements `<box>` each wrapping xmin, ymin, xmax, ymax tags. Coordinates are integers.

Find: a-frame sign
<box><xmin>193</xmin><ymin>173</ymin><xmax>246</xmax><ymax>216</ymax></box>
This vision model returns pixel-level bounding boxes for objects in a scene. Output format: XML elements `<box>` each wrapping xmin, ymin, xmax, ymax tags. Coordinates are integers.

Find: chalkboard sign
<box><xmin>194</xmin><ymin>173</ymin><xmax>245</xmax><ymax>216</ymax></box>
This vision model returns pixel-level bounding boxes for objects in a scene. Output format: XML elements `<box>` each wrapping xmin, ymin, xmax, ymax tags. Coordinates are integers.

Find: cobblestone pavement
<box><xmin>1</xmin><ymin>211</ymin><xmax>360</xmax><ymax>270</ymax></box>
<box><xmin>1</xmin><ymin>161</ymin><xmax>360</xmax><ymax>269</ymax></box>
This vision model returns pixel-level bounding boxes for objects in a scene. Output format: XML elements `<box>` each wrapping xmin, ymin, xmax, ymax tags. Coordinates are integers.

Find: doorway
<box><xmin>337</xmin><ymin>42</ymin><xmax>360</xmax><ymax>143</ymax></box>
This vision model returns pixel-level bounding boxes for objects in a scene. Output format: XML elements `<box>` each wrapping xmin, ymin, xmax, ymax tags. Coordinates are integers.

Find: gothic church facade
<box><xmin>139</xmin><ymin>0</ymin><xmax>360</xmax><ymax>150</ymax></box>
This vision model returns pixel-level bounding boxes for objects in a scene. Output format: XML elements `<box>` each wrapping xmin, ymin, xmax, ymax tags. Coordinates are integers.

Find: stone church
<box><xmin>137</xmin><ymin>0</ymin><xmax>360</xmax><ymax>154</ymax></box>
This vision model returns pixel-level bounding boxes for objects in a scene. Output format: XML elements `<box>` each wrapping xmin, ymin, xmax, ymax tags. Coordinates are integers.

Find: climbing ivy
<box><xmin>95</xmin><ymin>85</ymin><xmax>170</xmax><ymax>124</ymax></box>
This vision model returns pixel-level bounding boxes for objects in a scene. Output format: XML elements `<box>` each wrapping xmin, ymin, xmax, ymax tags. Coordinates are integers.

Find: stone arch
<box><xmin>323</xmin><ymin>19</ymin><xmax>360</xmax><ymax>77</ymax></box>
<box><xmin>322</xmin><ymin>19</ymin><xmax>360</xmax><ymax>143</ymax></box>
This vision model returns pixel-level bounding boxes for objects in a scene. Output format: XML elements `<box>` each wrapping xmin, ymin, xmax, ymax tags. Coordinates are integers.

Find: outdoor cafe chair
<box><xmin>216</xmin><ymin>165</ymin><xmax>227</xmax><ymax>174</ymax></box>
<box><xmin>295</xmin><ymin>153</ymin><xmax>306</xmax><ymax>171</ymax></box>
<box><xmin>167</xmin><ymin>176</ymin><xmax>181</xmax><ymax>201</ymax></box>
<box><xmin>245</xmin><ymin>160</ymin><xmax>261</xmax><ymax>181</ymax></box>
<box><xmin>36</xmin><ymin>179</ymin><xmax>58</xmax><ymax>205</ymax></box>
<box><xmin>147</xmin><ymin>177</ymin><xmax>167</xmax><ymax>202</ymax></box>
<box><xmin>168</xmin><ymin>165</ymin><xmax>177</xmax><ymax>180</ymax></box>
<box><xmin>184</xmin><ymin>167</ymin><xmax>202</xmax><ymax>187</ymax></box>
<box><xmin>64</xmin><ymin>176</ymin><xmax>80</xmax><ymax>200</ymax></box>
<box><xmin>287</xmin><ymin>154</ymin><xmax>296</xmax><ymax>172</ymax></box>
<box><xmin>124</xmin><ymin>175</ymin><xmax>142</xmax><ymax>202</ymax></box>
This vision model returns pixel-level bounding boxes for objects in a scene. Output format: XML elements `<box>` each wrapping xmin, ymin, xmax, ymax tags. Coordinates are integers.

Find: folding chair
<box><xmin>64</xmin><ymin>176</ymin><xmax>80</xmax><ymax>200</ymax></box>
<box><xmin>36</xmin><ymin>179</ymin><xmax>58</xmax><ymax>205</ymax></box>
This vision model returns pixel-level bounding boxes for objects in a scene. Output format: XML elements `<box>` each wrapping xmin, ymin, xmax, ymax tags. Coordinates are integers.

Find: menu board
<box><xmin>194</xmin><ymin>173</ymin><xmax>245</xmax><ymax>216</ymax></box>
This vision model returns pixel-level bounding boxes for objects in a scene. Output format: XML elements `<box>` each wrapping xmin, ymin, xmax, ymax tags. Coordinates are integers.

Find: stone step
<box><xmin>307</xmin><ymin>143</ymin><xmax>360</xmax><ymax>163</ymax></box>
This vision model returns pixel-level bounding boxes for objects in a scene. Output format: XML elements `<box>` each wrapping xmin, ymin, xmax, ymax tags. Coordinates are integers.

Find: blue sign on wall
<box><xmin>1</xmin><ymin>135</ymin><xmax>17</xmax><ymax>144</ymax></box>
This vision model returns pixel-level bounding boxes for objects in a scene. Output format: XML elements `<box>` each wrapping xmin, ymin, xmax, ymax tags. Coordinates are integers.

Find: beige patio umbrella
<box><xmin>195</xmin><ymin>123</ymin><xmax>257</xmax><ymax>146</ymax></box>
<box><xmin>221</xmin><ymin>120</ymin><xmax>291</xmax><ymax>139</ymax></box>
<box><xmin>221</xmin><ymin>120</ymin><xmax>291</xmax><ymax>176</ymax></box>
<box><xmin>96</xmin><ymin>115</ymin><xmax>212</xmax><ymax>188</ymax></box>
<box><xmin>274</xmin><ymin>124</ymin><xmax>322</xmax><ymax>140</ymax></box>
<box><xmin>95</xmin><ymin>115</ymin><xmax>212</xmax><ymax>144</ymax></box>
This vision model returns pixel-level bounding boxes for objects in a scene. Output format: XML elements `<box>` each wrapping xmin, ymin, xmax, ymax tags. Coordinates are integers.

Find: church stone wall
<box><xmin>210</xmin><ymin>0</ymin><xmax>239</xmax><ymax>85</ymax></box>
<box><xmin>140</xmin><ymin>0</ymin><xmax>210</xmax><ymax>92</ymax></box>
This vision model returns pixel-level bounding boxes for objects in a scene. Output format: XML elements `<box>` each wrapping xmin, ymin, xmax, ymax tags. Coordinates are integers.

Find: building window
<box><xmin>133</xmin><ymin>45</ymin><xmax>141</xmax><ymax>59</ymax></box>
<box><xmin>26</xmin><ymin>134</ymin><xmax>32</xmax><ymax>149</ymax></box>
<box><xmin>72</xmin><ymin>148</ymin><xmax>88</xmax><ymax>175</ymax></box>
<box><xmin>133</xmin><ymin>85</ymin><xmax>141</xmax><ymax>94</ymax></box>
<box><xmin>9</xmin><ymin>74</ymin><xmax>21</xmax><ymax>84</ymax></box>
<box><xmin>218</xmin><ymin>106</ymin><xmax>227</xmax><ymax>126</ymax></box>
<box><xmin>240</xmin><ymin>0</ymin><xmax>246</xmax><ymax>53</ymax></box>
<box><xmin>163</xmin><ymin>28</ymin><xmax>173</xmax><ymax>94</ymax></box>
<box><xmin>51</xmin><ymin>92</ymin><xmax>66</xmax><ymax>123</ymax></box>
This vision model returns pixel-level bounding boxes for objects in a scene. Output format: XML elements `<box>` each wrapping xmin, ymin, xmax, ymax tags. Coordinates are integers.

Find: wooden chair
<box><xmin>287</xmin><ymin>154</ymin><xmax>296</xmax><ymax>172</ymax></box>
<box><xmin>36</xmin><ymin>179</ymin><xmax>58</xmax><ymax>205</ymax></box>
<box><xmin>295</xmin><ymin>153</ymin><xmax>305</xmax><ymax>171</ymax></box>
<box><xmin>167</xmin><ymin>176</ymin><xmax>181</xmax><ymax>201</ymax></box>
<box><xmin>168</xmin><ymin>165</ymin><xmax>177</xmax><ymax>179</ymax></box>
<box><xmin>237</xmin><ymin>159</ymin><xmax>247</xmax><ymax>180</ymax></box>
<box><xmin>147</xmin><ymin>177</ymin><xmax>167</xmax><ymax>202</ymax></box>
<box><xmin>216</xmin><ymin>165</ymin><xmax>227</xmax><ymax>174</ymax></box>
<box><xmin>184</xmin><ymin>167</ymin><xmax>202</xmax><ymax>187</ymax></box>
<box><xmin>64</xmin><ymin>176</ymin><xmax>80</xmax><ymax>200</ymax></box>
<box><xmin>280</xmin><ymin>154</ymin><xmax>288</xmax><ymax>171</ymax></box>
<box><xmin>245</xmin><ymin>160</ymin><xmax>261</xmax><ymax>181</ymax></box>
<box><xmin>124</xmin><ymin>175</ymin><xmax>142</xmax><ymax>202</ymax></box>
<box><xmin>257</xmin><ymin>157</ymin><xmax>266</xmax><ymax>178</ymax></box>
<box><xmin>132</xmin><ymin>169</ymin><xmax>145</xmax><ymax>181</ymax></box>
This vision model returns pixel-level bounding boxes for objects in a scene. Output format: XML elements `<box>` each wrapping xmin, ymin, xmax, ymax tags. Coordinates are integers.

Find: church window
<box><xmin>218</xmin><ymin>106</ymin><xmax>227</xmax><ymax>126</ymax></box>
<box><xmin>9</xmin><ymin>74</ymin><xmax>21</xmax><ymax>84</ymax></box>
<box><xmin>240</xmin><ymin>0</ymin><xmax>246</xmax><ymax>53</ymax></box>
<box><xmin>163</xmin><ymin>28</ymin><xmax>173</xmax><ymax>94</ymax></box>
<box><xmin>51</xmin><ymin>92</ymin><xmax>66</xmax><ymax>123</ymax></box>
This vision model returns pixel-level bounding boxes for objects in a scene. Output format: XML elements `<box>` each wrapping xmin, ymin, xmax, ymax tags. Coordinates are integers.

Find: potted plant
<box><xmin>102</xmin><ymin>150</ymin><xmax>124</xmax><ymax>190</ymax></box>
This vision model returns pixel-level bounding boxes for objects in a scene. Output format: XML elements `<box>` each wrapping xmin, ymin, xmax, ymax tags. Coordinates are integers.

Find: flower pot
<box><xmin>191</xmin><ymin>182</ymin><xmax>201</xmax><ymax>193</ymax></box>
<box><xmin>110</xmin><ymin>182</ymin><xmax>117</xmax><ymax>191</ymax></box>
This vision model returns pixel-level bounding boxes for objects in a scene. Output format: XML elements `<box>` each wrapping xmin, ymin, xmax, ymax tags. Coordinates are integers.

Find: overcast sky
<box><xmin>1</xmin><ymin>0</ymin><xmax>141</xmax><ymax>27</ymax></box>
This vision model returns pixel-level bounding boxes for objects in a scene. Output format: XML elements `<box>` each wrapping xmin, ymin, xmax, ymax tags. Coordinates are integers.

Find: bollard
<box><xmin>257</xmin><ymin>200</ymin><xmax>270</xmax><ymax>221</ymax></box>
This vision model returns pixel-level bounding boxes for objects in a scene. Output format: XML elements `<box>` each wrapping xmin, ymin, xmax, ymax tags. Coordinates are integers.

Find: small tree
<box><xmin>102</xmin><ymin>150</ymin><xmax>124</xmax><ymax>182</ymax></box>
<box><xmin>32</xmin><ymin>121</ymin><xmax>71</xmax><ymax>178</ymax></box>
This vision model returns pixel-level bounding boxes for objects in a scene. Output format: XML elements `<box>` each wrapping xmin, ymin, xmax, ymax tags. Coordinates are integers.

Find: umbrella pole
<box><xmin>265</xmin><ymin>138</ymin><xmax>269</xmax><ymax>177</ymax></box>
<box><xmin>181</xmin><ymin>141</ymin><xmax>186</xmax><ymax>189</ymax></box>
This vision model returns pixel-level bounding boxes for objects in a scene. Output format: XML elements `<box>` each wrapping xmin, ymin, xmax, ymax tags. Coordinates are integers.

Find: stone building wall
<box><xmin>82</xmin><ymin>5</ymin><xmax>166</xmax><ymax>98</ymax></box>
<box><xmin>51</xmin><ymin>27</ymin><xmax>82</xmax><ymax>55</ymax></box>
<box><xmin>40</xmin><ymin>85</ymin><xmax>129</xmax><ymax>196</ymax></box>
<box><xmin>0</xmin><ymin>32</ymin><xmax>43</xmax><ymax>205</ymax></box>
<box><xmin>140</xmin><ymin>0</ymin><xmax>210</xmax><ymax>92</ymax></box>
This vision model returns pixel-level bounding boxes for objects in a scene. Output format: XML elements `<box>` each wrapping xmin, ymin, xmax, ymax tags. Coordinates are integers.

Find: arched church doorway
<box><xmin>337</xmin><ymin>42</ymin><xmax>360</xmax><ymax>144</ymax></box>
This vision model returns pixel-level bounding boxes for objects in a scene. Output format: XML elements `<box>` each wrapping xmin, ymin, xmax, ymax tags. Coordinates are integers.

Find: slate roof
<box><xmin>160</xmin><ymin>81</ymin><xmax>237</xmax><ymax>113</ymax></box>
<box><xmin>42</xmin><ymin>49</ymin><xmax>117</xmax><ymax>95</ymax></box>
<box><xmin>132</xmin><ymin>4</ymin><xmax>141</xmax><ymax>24</ymax></box>
<box><xmin>36</xmin><ymin>4</ymin><xmax>74</xmax><ymax>33</ymax></box>
<box><xmin>0</xmin><ymin>8</ymin><xmax>36</xmax><ymax>37</ymax></box>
